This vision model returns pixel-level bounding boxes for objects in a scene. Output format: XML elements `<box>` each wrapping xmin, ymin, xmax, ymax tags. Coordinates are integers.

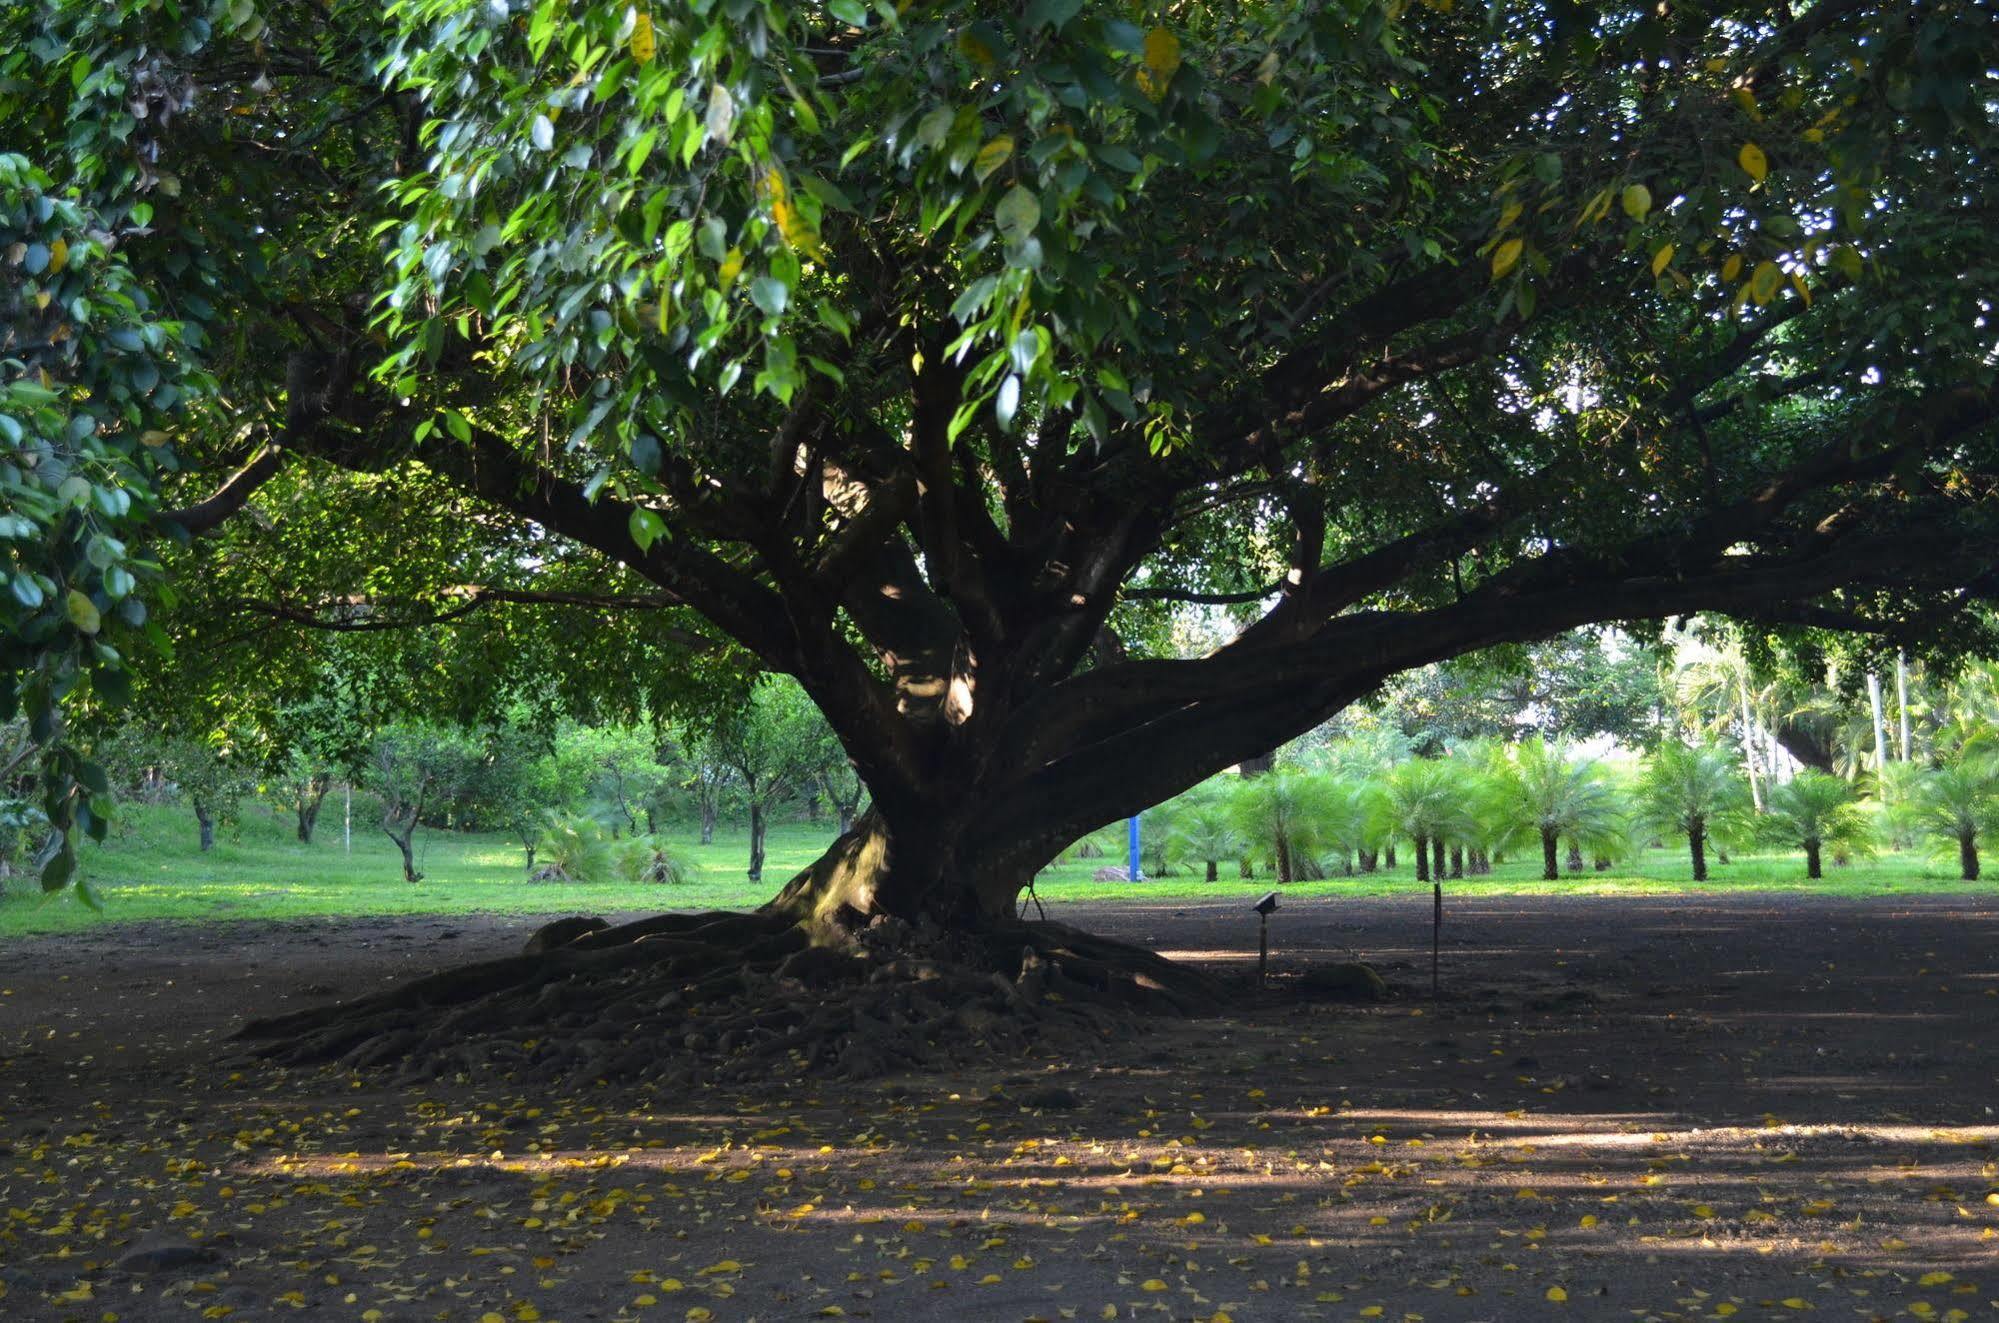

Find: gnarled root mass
<box><xmin>232</xmin><ymin>909</ymin><xmax>1227</xmax><ymax>1089</ymax></box>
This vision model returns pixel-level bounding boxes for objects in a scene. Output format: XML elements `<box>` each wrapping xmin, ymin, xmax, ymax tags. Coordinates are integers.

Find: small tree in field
<box><xmin>1380</xmin><ymin>760</ymin><xmax>1475</xmax><ymax>884</ymax></box>
<box><xmin>1912</xmin><ymin>755</ymin><xmax>1999</xmax><ymax>881</ymax></box>
<box><xmin>1761</xmin><ymin>771</ymin><xmax>1874</xmax><ymax>879</ymax></box>
<box><xmin>368</xmin><ymin>726</ymin><xmax>475</xmax><ymax>883</ymax></box>
<box><xmin>707</xmin><ymin>679</ymin><xmax>825</xmax><ymax>882</ymax></box>
<box><xmin>1637</xmin><ymin>742</ymin><xmax>1752</xmax><ymax>882</ymax></box>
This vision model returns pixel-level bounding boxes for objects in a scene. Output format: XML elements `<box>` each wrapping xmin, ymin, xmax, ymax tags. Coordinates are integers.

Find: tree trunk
<box><xmin>1540</xmin><ymin>827</ymin><xmax>1559</xmax><ymax>881</ymax></box>
<box><xmin>1804</xmin><ymin>839</ymin><xmax>1822</xmax><ymax>879</ymax></box>
<box><xmin>296</xmin><ymin>775</ymin><xmax>330</xmax><ymax>843</ymax></box>
<box><xmin>1239</xmin><ymin>856</ymin><xmax>1254</xmax><ymax>879</ymax></box>
<box><xmin>1565</xmin><ymin>839</ymin><xmax>1583</xmax><ymax>874</ymax></box>
<box><xmin>1415</xmin><ymin>834</ymin><xmax>1431</xmax><ymax>883</ymax></box>
<box><xmin>1358</xmin><ymin>847</ymin><xmax>1377</xmax><ymax>874</ymax></box>
<box><xmin>1961</xmin><ymin>832</ymin><xmax>1980</xmax><ymax>882</ymax></box>
<box><xmin>1275</xmin><ymin>834</ymin><xmax>1294</xmax><ymax>886</ymax></box>
<box><xmin>1205</xmin><ymin>859</ymin><xmax>1218</xmax><ymax>883</ymax></box>
<box><xmin>747</xmin><ymin>802</ymin><xmax>767</xmax><ymax>882</ymax></box>
<box><xmin>386</xmin><ymin>820</ymin><xmax>420</xmax><ymax>883</ymax></box>
<box><xmin>700</xmin><ymin>798</ymin><xmax>716</xmax><ymax>845</ymax></box>
<box><xmin>1431</xmin><ymin>837</ymin><xmax>1446</xmax><ymax>880</ymax></box>
<box><xmin>1448</xmin><ymin>845</ymin><xmax>1463</xmax><ymax>880</ymax></box>
<box><xmin>806</xmin><ymin>792</ymin><xmax>821</xmax><ymax>825</ymax></box>
<box><xmin>1385</xmin><ymin>843</ymin><xmax>1397</xmax><ymax>869</ymax></box>
<box><xmin>836</xmin><ymin>802</ymin><xmax>855</xmax><ymax>835</ymax></box>
<box><xmin>195</xmin><ymin>800</ymin><xmax>215</xmax><ymax>852</ymax></box>
<box><xmin>523</xmin><ymin>842</ymin><xmax>537</xmax><ymax>871</ymax></box>
<box><xmin>1688</xmin><ymin>818</ymin><xmax>1708</xmax><ymax>882</ymax></box>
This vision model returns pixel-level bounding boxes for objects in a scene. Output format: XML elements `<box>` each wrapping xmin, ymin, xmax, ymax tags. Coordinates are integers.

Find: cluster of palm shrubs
<box><xmin>532</xmin><ymin>810</ymin><xmax>696</xmax><ymax>886</ymax></box>
<box><xmin>1097</xmin><ymin>739</ymin><xmax>1999</xmax><ymax>885</ymax></box>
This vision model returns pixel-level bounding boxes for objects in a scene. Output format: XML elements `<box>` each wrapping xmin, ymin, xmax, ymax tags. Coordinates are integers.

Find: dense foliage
<box><xmin>4</xmin><ymin>0</ymin><xmax>1995</xmax><ymax>921</ymax></box>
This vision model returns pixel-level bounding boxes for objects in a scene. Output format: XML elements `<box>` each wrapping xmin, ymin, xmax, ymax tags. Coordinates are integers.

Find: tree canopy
<box><xmin>3</xmin><ymin>0</ymin><xmax>1995</xmax><ymax>921</ymax></box>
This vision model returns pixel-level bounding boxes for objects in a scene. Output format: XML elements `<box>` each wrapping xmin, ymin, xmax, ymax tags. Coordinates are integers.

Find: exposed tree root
<box><xmin>232</xmin><ymin>910</ymin><xmax>1229</xmax><ymax>1089</ymax></box>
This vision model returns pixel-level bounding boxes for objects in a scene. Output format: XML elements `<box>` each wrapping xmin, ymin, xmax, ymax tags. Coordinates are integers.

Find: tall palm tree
<box><xmin>1637</xmin><ymin>741</ymin><xmax>1753</xmax><ymax>882</ymax></box>
<box><xmin>1913</xmin><ymin>755</ymin><xmax>1999</xmax><ymax>881</ymax></box>
<box><xmin>1762</xmin><ymin>771</ymin><xmax>1874</xmax><ymax>879</ymax></box>
<box><xmin>1501</xmin><ymin>740</ymin><xmax>1628</xmax><ymax>881</ymax></box>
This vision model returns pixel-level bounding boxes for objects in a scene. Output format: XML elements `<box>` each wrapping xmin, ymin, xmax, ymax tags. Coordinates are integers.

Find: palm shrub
<box><xmin>616</xmin><ymin>836</ymin><xmax>694</xmax><ymax>885</ymax></box>
<box><xmin>537</xmin><ymin>811</ymin><xmax>610</xmax><ymax>882</ymax></box>
<box><xmin>1501</xmin><ymin>741</ymin><xmax>1628</xmax><ymax>881</ymax></box>
<box><xmin>1636</xmin><ymin>741</ymin><xmax>1753</xmax><ymax>882</ymax></box>
<box><xmin>1379</xmin><ymin>759</ymin><xmax>1476</xmax><ymax>883</ymax></box>
<box><xmin>1761</xmin><ymin>771</ymin><xmax>1874</xmax><ymax>879</ymax></box>
<box><xmin>1172</xmin><ymin>793</ymin><xmax>1243</xmax><ymax>883</ymax></box>
<box><xmin>1230</xmin><ymin>770</ymin><xmax>1333</xmax><ymax>885</ymax></box>
<box><xmin>1912</xmin><ymin>754</ymin><xmax>1999</xmax><ymax>881</ymax></box>
<box><xmin>1140</xmin><ymin>806</ymin><xmax>1182</xmax><ymax>878</ymax></box>
<box><xmin>1309</xmin><ymin>778</ymin><xmax>1383</xmax><ymax>877</ymax></box>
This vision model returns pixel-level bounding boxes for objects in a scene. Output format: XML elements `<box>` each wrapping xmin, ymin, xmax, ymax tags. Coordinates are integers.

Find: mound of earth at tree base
<box><xmin>233</xmin><ymin>908</ymin><xmax>1228</xmax><ymax>1089</ymax></box>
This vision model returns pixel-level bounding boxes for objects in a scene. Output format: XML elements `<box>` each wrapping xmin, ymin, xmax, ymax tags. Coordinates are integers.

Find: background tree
<box><xmin>1230</xmin><ymin>770</ymin><xmax>1331</xmax><ymax>886</ymax></box>
<box><xmin>706</xmin><ymin>679</ymin><xmax>824</xmax><ymax>883</ymax></box>
<box><xmin>368</xmin><ymin>725</ymin><xmax>475</xmax><ymax>884</ymax></box>
<box><xmin>1168</xmin><ymin>787</ymin><xmax>1241</xmax><ymax>884</ymax></box>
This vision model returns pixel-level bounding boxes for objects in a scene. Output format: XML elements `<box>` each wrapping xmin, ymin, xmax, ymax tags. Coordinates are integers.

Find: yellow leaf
<box><xmin>1721</xmin><ymin>253</ymin><xmax>1743</xmax><ymax>283</ymax></box>
<box><xmin>1715</xmin><ymin>1306</ymin><xmax>1738</xmax><ymax>1318</ymax></box>
<box><xmin>1780</xmin><ymin>1299</ymin><xmax>1809</xmax><ymax>1310</ymax></box>
<box><xmin>1748</xmin><ymin>260</ymin><xmax>1782</xmax><ymax>305</ymax></box>
<box><xmin>1547</xmin><ymin>1286</ymin><xmax>1568</xmax><ymax>1302</ymax></box>
<box><xmin>630</xmin><ymin>11</ymin><xmax>656</xmax><ymax>65</ymax></box>
<box><xmin>718</xmin><ymin>247</ymin><xmax>743</xmax><ymax>285</ymax></box>
<box><xmin>1491</xmin><ymin>237</ymin><xmax>1523</xmax><ymax>278</ymax></box>
<box><xmin>1650</xmin><ymin>244</ymin><xmax>1675</xmax><ymax>278</ymax></box>
<box><xmin>1692</xmin><ymin>1204</ymin><xmax>1715</xmax><ymax>1219</ymax></box>
<box><xmin>1738</xmin><ymin>141</ymin><xmax>1768</xmax><ymax>183</ymax></box>
<box><xmin>1918</xmin><ymin>1272</ymin><xmax>1954</xmax><ymax>1287</ymax></box>
<box><xmin>1138</xmin><ymin>27</ymin><xmax>1181</xmax><ymax>101</ymax></box>
<box><xmin>66</xmin><ymin>590</ymin><xmax>100</xmax><ymax>635</ymax></box>
<box><xmin>974</xmin><ymin>135</ymin><xmax>1014</xmax><ymax>183</ymax></box>
<box><xmin>48</xmin><ymin>237</ymin><xmax>68</xmax><ymax>274</ymax></box>
<box><xmin>1141</xmin><ymin>1279</ymin><xmax>1168</xmax><ymax>1292</ymax></box>
<box><xmin>1579</xmin><ymin>1214</ymin><xmax>1599</xmax><ymax>1229</ymax></box>
<box><xmin>1620</xmin><ymin>184</ymin><xmax>1652</xmax><ymax>220</ymax></box>
<box><xmin>1360</xmin><ymin>1308</ymin><xmax>1384</xmax><ymax>1318</ymax></box>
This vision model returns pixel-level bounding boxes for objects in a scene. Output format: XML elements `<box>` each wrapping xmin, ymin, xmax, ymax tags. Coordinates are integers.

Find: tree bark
<box><xmin>1415</xmin><ymin>834</ymin><xmax>1431</xmax><ymax>883</ymax></box>
<box><xmin>1540</xmin><ymin>827</ymin><xmax>1559</xmax><ymax>881</ymax></box>
<box><xmin>1431</xmin><ymin>837</ymin><xmax>1446</xmax><ymax>880</ymax></box>
<box><xmin>1804</xmin><ymin>839</ymin><xmax>1822</xmax><ymax>879</ymax></box>
<box><xmin>1448</xmin><ymin>845</ymin><xmax>1464</xmax><ymax>880</ymax></box>
<box><xmin>700</xmin><ymin>798</ymin><xmax>716</xmax><ymax>845</ymax></box>
<box><xmin>195</xmin><ymin>800</ymin><xmax>215</xmax><ymax>852</ymax></box>
<box><xmin>1688</xmin><ymin>818</ymin><xmax>1708</xmax><ymax>882</ymax></box>
<box><xmin>747</xmin><ymin>802</ymin><xmax>767</xmax><ymax>882</ymax></box>
<box><xmin>1205</xmin><ymin>859</ymin><xmax>1218</xmax><ymax>883</ymax></box>
<box><xmin>1385</xmin><ymin>843</ymin><xmax>1397</xmax><ymax>869</ymax></box>
<box><xmin>1358</xmin><ymin>848</ymin><xmax>1377</xmax><ymax>874</ymax></box>
<box><xmin>1565</xmin><ymin>839</ymin><xmax>1583</xmax><ymax>874</ymax></box>
<box><xmin>1961</xmin><ymin>832</ymin><xmax>1980</xmax><ymax>882</ymax></box>
<box><xmin>296</xmin><ymin>774</ymin><xmax>330</xmax><ymax>843</ymax></box>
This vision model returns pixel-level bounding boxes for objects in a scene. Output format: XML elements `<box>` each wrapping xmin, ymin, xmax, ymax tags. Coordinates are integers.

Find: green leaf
<box><xmin>628</xmin><ymin>508</ymin><xmax>668</xmax><ymax>552</ymax></box>
<box><xmin>973</xmin><ymin>136</ymin><xmax>1014</xmax><ymax>183</ymax></box>
<box><xmin>750</xmin><ymin>276</ymin><xmax>789</xmax><ymax>317</ymax></box>
<box><xmin>994</xmin><ymin>185</ymin><xmax>1040</xmax><ymax>239</ymax></box>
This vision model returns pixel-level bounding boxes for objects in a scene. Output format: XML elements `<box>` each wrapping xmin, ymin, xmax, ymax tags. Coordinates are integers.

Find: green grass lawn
<box><xmin>0</xmin><ymin>797</ymin><xmax>1983</xmax><ymax>936</ymax></box>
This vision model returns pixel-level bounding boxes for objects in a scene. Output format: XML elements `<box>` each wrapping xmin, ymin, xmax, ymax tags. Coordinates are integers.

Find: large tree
<box><xmin>4</xmin><ymin>0</ymin><xmax>1997</xmax><ymax>941</ymax></box>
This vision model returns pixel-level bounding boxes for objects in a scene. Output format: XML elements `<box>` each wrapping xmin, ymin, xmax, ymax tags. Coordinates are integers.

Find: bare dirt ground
<box><xmin>2</xmin><ymin>892</ymin><xmax>1997</xmax><ymax>1323</ymax></box>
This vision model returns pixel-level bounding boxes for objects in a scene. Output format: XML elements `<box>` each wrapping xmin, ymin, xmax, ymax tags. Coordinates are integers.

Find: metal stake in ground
<box><xmin>1254</xmin><ymin>892</ymin><xmax>1279</xmax><ymax>987</ymax></box>
<box><xmin>1432</xmin><ymin>880</ymin><xmax>1442</xmax><ymax>998</ymax></box>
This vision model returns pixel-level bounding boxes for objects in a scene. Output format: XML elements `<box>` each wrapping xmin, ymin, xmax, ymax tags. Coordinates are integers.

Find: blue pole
<box><xmin>1128</xmin><ymin>813</ymin><xmax>1141</xmax><ymax>881</ymax></box>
